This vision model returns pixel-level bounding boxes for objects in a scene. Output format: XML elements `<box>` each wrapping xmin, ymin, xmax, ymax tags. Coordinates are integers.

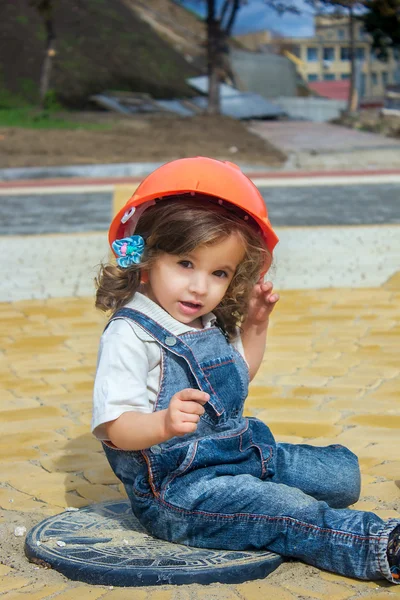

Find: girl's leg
<box><xmin>272</xmin><ymin>442</ymin><xmax>361</xmax><ymax>508</ymax></box>
<box><xmin>149</xmin><ymin>472</ymin><xmax>399</xmax><ymax>583</ymax></box>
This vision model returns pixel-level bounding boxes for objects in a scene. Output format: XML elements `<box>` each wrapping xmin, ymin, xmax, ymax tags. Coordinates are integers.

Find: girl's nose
<box><xmin>189</xmin><ymin>273</ymin><xmax>208</xmax><ymax>295</ymax></box>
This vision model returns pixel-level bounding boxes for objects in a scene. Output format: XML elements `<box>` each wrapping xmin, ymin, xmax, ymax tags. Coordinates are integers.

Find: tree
<box><xmin>362</xmin><ymin>0</ymin><xmax>400</xmax><ymax>60</ymax></box>
<box><xmin>308</xmin><ymin>1</ymin><xmax>366</xmax><ymax>114</ymax></box>
<box><xmin>178</xmin><ymin>1</ymin><xmax>298</xmax><ymax>114</ymax></box>
<box><xmin>29</xmin><ymin>0</ymin><xmax>57</xmax><ymax>109</ymax></box>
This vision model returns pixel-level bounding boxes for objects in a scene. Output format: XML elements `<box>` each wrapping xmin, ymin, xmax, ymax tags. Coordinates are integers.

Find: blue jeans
<box><xmin>103</xmin><ymin>307</ymin><xmax>399</xmax><ymax>583</ymax></box>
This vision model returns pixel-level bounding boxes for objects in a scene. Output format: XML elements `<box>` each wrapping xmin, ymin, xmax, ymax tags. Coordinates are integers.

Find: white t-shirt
<box><xmin>91</xmin><ymin>292</ymin><xmax>246</xmax><ymax>440</ymax></box>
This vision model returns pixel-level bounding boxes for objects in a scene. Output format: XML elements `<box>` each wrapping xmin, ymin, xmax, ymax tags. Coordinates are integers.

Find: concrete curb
<box><xmin>285</xmin><ymin>147</ymin><xmax>400</xmax><ymax>171</ymax></box>
<box><xmin>0</xmin><ymin>161</ymin><xmax>277</xmax><ymax>182</ymax></box>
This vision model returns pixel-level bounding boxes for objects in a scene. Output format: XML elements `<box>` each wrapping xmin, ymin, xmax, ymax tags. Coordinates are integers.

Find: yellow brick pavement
<box><xmin>0</xmin><ymin>277</ymin><xmax>399</xmax><ymax>599</ymax></box>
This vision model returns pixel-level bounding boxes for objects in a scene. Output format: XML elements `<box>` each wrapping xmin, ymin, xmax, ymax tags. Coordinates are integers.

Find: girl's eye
<box><xmin>213</xmin><ymin>270</ymin><xmax>228</xmax><ymax>279</ymax></box>
<box><xmin>178</xmin><ymin>260</ymin><xmax>192</xmax><ymax>269</ymax></box>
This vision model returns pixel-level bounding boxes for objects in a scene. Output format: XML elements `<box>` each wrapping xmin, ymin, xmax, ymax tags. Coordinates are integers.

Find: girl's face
<box><xmin>145</xmin><ymin>232</ymin><xmax>245</xmax><ymax>328</ymax></box>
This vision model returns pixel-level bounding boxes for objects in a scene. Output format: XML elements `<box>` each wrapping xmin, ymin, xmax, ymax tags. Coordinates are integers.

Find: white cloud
<box><xmin>233</xmin><ymin>1</ymin><xmax>314</xmax><ymax>36</ymax></box>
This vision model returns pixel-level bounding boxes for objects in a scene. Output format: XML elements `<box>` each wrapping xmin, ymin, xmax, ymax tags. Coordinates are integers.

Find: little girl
<box><xmin>92</xmin><ymin>157</ymin><xmax>399</xmax><ymax>583</ymax></box>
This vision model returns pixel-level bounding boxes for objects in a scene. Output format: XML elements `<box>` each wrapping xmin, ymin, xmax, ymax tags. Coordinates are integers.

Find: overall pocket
<box><xmin>145</xmin><ymin>442</ymin><xmax>196</xmax><ymax>497</ymax></box>
<box><xmin>200</xmin><ymin>355</ymin><xmax>248</xmax><ymax>421</ymax></box>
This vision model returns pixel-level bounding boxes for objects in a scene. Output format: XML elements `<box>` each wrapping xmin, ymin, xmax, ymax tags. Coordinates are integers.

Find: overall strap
<box><xmin>107</xmin><ymin>307</ymin><xmax>225</xmax><ymax>418</ymax></box>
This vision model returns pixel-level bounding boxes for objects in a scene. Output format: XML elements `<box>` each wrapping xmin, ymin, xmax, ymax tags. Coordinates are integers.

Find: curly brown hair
<box><xmin>95</xmin><ymin>195</ymin><xmax>271</xmax><ymax>340</ymax></box>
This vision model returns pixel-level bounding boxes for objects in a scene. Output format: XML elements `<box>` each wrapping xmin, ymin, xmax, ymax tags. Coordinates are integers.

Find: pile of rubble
<box><xmin>333</xmin><ymin>108</ymin><xmax>400</xmax><ymax>139</ymax></box>
<box><xmin>91</xmin><ymin>77</ymin><xmax>285</xmax><ymax>121</ymax></box>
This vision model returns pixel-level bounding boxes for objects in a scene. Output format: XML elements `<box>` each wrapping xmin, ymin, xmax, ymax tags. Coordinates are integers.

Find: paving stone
<box><xmin>319</xmin><ymin>571</ymin><xmax>382</xmax><ymax>589</ymax></box>
<box><xmin>74</xmin><ymin>483</ymin><xmax>124</xmax><ymax>503</ymax></box>
<box><xmin>275</xmin><ymin>374</ymin><xmax>332</xmax><ymax>387</ymax></box>
<box><xmin>0</xmin><ymin>406</ymin><xmax>67</xmax><ymax>424</ymax></box>
<box><xmin>0</xmin><ymin>446</ymin><xmax>40</xmax><ymax>462</ymax></box>
<box><xmin>4</xmin><ymin>464</ymin><xmax>82</xmax><ymax>490</ymax></box>
<box><xmin>357</xmin><ymin>443</ymin><xmax>399</xmax><ymax>461</ymax></box>
<box><xmin>0</xmin><ymin>487</ymin><xmax>53</xmax><ymax>512</ymax></box>
<box><xmin>0</xmin><ymin>430</ymin><xmax>67</xmax><ymax>449</ymax></box>
<box><xmin>374</xmin><ymin>510</ymin><xmax>400</xmax><ymax>519</ymax></box>
<box><xmin>40</xmin><ymin>452</ymin><xmax>106</xmax><ymax>473</ymax></box>
<box><xmin>0</xmin><ymin>577</ymin><xmax>35</xmax><ymax>594</ymax></box>
<box><xmin>101</xmin><ymin>589</ymin><xmax>148</xmax><ymax>600</ymax></box>
<box><xmin>368</xmin><ymin>462</ymin><xmax>400</xmax><ymax>480</ymax></box>
<box><xmin>358</xmin><ymin>457</ymin><xmax>386</xmax><ymax>471</ymax></box>
<box><xmin>352</xmin><ymin>500</ymin><xmax>380</xmax><ymax>512</ymax></box>
<box><xmin>352</xmin><ymin>594</ymin><xmax>400</xmax><ymax>599</ymax></box>
<box><xmin>0</xmin><ymin>584</ymin><xmax>70</xmax><ymax>600</ymax></box>
<box><xmin>246</xmin><ymin>396</ymin><xmax>316</xmax><ymax>411</ymax></box>
<box><xmin>344</xmin><ymin>415</ymin><xmax>400</xmax><ymax>429</ymax></box>
<box><xmin>367</xmin><ymin>380</ymin><xmax>400</xmax><ymax>398</ymax></box>
<box><xmin>327</xmin><ymin>398</ymin><xmax>397</xmax><ymax>413</ymax></box>
<box><xmin>37</xmin><ymin>436</ymin><xmax>100</xmax><ymax>456</ymax></box>
<box><xmin>285</xmin><ymin>386</ymin><xmax>364</xmax><ymax>400</ymax></box>
<box><xmin>188</xmin><ymin>587</ymin><xmax>238</xmax><ymax>600</ymax></box>
<box><xmin>83</xmin><ymin>465</ymin><xmax>120</xmax><ymax>485</ymax></box>
<box><xmin>282</xmin><ymin>578</ymin><xmax>355</xmax><ymax>599</ymax></box>
<box><xmin>41</xmin><ymin>586</ymin><xmax>105</xmax><ymax>600</ymax></box>
<box><xmin>384</xmin><ymin>270</ymin><xmax>400</xmax><ymax>290</ymax></box>
<box><xmin>0</xmin><ymin>396</ymin><xmax>40</xmax><ymax>411</ymax></box>
<box><xmin>0</xmin><ymin>418</ymin><xmax>71</xmax><ymax>436</ymax></box>
<box><xmin>361</xmin><ymin>481</ymin><xmax>400</xmax><ymax>503</ymax></box>
<box><xmin>235</xmin><ymin>581</ymin><xmax>296</xmax><ymax>599</ymax></box>
<box><xmin>0</xmin><ymin>564</ymin><xmax>12</xmax><ymax>576</ymax></box>
<box><xmin>261</xmin><ymin>420</ymin><xmax>342</xmax><ymax>439</ymax></box>
<box><xmin>327</xmin><ymin>376</ymin><xmax>382</xmax><ymax>389</ymax></box>
<box><xmin>350</xmin><ymin>365</ymin><xmax>400</xmax><ymax>379</ymax></box>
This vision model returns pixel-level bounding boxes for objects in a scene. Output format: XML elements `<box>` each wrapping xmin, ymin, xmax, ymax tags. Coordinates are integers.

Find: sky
<box><xmin>180</xmin><ymin>1</ymin><xmax>315</xmax><ymax>37</ymax></box>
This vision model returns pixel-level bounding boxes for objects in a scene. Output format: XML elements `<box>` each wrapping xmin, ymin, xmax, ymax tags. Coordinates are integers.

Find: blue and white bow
<box><xmin>112</xmin><ymin>235</ymin><xmax>145</xmax><ymax>268</ymax></box>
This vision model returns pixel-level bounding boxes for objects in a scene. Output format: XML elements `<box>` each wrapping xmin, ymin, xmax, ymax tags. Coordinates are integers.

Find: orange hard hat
<box><xmin>109</xmin><ymin>157</ymin><xmax>278</xmax><ymax>254</ymax></box>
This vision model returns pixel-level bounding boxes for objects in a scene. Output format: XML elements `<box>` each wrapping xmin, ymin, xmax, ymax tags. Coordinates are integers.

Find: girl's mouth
<box><xmin>179</xmin><ymin>301</ymin><xmax>203</xmax><ymax>315</ymax></box>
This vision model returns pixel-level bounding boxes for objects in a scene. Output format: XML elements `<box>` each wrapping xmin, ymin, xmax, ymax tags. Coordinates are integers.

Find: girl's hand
<box><xmin>164</xmin><ymin>388</ymin><xmax>209</xmax><ymax>437</ymax></box>
<box><xmin>246</xmin><ymin>280</ymin><xmax>279</xmax><ymax>327</ymax></box>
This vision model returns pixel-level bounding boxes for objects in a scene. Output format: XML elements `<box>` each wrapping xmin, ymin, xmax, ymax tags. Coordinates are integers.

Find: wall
<box><xmin>230</xmin><ymin>49</ymin><xmax>297</xmax><ymax>99</ymax></box>
<box><xmin>274</xmin><ymin>97</ymin><xmax>346</xmax><ymax>122</ymax></box>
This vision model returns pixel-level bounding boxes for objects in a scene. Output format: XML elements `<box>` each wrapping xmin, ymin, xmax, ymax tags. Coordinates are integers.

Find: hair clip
<box><xmin>112</xmin><ymin>235</ymin><xmax>145</xmax><ymax>268</ymax></box>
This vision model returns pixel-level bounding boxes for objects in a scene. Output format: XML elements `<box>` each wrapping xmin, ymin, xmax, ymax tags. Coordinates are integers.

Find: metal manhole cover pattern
<box><xmin>25</xmin><ymin>500</ymin><xmax>283</xmax><ymax>586</ymax></box>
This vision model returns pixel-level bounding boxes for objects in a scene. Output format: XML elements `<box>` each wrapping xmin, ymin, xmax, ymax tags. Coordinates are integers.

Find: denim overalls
<box><xmin>103</xmin><ymin>308</ymin><xmax>399</xmax><ymax>582</ymax></box>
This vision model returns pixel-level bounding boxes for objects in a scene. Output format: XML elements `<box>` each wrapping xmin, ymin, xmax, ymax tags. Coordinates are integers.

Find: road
<box><xmin>1</xmin><ymin>180</ymin><xmax>400</xmax><ymax>235</ymax></box>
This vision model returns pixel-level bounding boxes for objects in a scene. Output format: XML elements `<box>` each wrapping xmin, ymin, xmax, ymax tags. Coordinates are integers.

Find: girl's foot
<box><xmin>388</xmin><ymin>525</ymin><xmax>400</xmax><ymax>580</ymax></box>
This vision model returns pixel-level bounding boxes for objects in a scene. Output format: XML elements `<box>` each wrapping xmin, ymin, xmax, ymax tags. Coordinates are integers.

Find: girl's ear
<box><xmin>260</xmin><ymin>252</ymin><xmax>272</xmax><ymax>279</ymax></box>
<box><xmin>140</xmin><ymin>270</ymin><xmax>149</xmax><ymax>284</ymax></box>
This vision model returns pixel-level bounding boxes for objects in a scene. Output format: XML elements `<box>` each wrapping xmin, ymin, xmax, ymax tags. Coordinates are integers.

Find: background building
<box><xmin>236</xmin><ymin>15</ymin><xmax>400</xmax><ymax>100</ymax></box>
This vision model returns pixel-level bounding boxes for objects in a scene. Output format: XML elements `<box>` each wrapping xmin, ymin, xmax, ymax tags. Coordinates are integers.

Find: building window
<box><xmin>393</xmin><ymin>47</ymin><xmax>400</xmax><ymax>61</ymax></box>
<box><xmin>307</xmin><ymin>47</ymin><xmax>319</xmax><ymax>62</ymax></box>
<box><xmin>341</xmin><ymin>73</ymin><xmax>350</xmax><ymax>80</ymax></box>
<box><xmin>308</xmin><ymin>74</ymin><xmax>319</xmax><ymax>81</ymax></box>
<box><xmin>360</xmin><ymin>73</ymin><xmax>366</xmax><ymax>97</ymax></box>
<box><xmin>356</xmin><ymin>47</ymin><xmax>365</xmax><ymax>61</ymax></box>
<box><xmin>371</xmin><ymin>72</ymin><xmax>378</xmax><ymax>86</ymax></box>
<box><xmin>338</xmin><ymin>29</ymin><xmax>345</xmax><ymax>40</ymax></box>
<box><xmin>323</xmin><ymin>47</ymin><xmax>335</xmax><ymax>61</ymax></box>
<box><xmin>382</xmin><ymin>72</ymin><xmax>388</xmax><ymax>87</ymax></box>
<box><xmin>341</xmin><ymin>47</ymin><xmax>351</xmax><ymax>61</ymax></box>
<box><xmin>370</xmin><ymin>50</ymin><xmax>383</xmax><ymax>62</ymax></box>
<box><xmin>323</xmin><ymin>73</ymin><xmax>335</xmax><ymax>80</ymax></box>
<box><xmin>359</xmin><ymin>27</ymin><xmax>366</xmax><ymax>40</ymax></box>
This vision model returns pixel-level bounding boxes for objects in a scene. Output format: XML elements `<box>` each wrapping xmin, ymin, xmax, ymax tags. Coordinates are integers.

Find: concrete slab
<box><xmin>248</xmin><ymin>121</ymin><xmax>400</xmax><ymax>170</ymax></box>
<box><xmin>1</xmin><ymin>224</ymin><xmax>399</xmax><ymax>302</ymax></box>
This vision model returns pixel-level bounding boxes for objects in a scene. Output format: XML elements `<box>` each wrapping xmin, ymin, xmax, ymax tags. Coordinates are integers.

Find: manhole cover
<box><xmin>25</xmin><ymin>500</ymin><xmax>283</xmax><ymax>586</ymax></box>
